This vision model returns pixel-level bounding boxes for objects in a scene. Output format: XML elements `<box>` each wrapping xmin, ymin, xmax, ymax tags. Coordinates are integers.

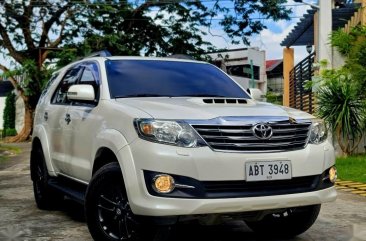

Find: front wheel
<box><xmin>85</xmin><ymin>163</ymin><xmax>166</xmax><ymax>241</ymax></box>
<box><xmin>246</xmin><ymin>205</ymin><xmax>321</xmax><ymax>238</ymax></box>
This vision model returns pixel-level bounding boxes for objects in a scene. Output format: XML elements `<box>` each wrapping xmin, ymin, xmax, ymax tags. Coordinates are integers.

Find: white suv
<box><xmin>31</xmin><ymin>55</ymin><xmax>337</xmax><ymax>241</ymax></box>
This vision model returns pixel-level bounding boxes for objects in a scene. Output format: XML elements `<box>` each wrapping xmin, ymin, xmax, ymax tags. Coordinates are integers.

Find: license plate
<box><xmin>245</xmin><ymin>161</ymin><xmax>292</xmax><ymax>181</ymax></box>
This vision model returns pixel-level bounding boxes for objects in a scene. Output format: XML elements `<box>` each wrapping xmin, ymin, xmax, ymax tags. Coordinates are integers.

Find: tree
<box><xmin>0</xmin><ymin>0</ymin><xmax>291</xmax><ymax>142</ymax></box>
<box><xmin>0</xmin><ymin>0</ymin><xmax>86</xmax><ymax>141</ymax></box>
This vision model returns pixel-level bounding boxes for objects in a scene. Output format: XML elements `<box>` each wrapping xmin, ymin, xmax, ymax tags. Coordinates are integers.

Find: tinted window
<box><xmin>80</xmin><ymin>68</ymin><xmax>95</xmax><ymax>83</ymax></box>
<box><xmin>40</xmin><ymin>73</ymin><xmax>59</xmax><ymax>99</ymax></box>
<box><xmin>105</xmin><ymin>60</ymin><xmax>250</xmax><ymax>98</ymax></box>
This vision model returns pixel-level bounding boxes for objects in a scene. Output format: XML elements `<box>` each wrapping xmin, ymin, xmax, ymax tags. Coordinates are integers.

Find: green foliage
<box><xmin>4</xmin><ymin>128</ymin><xmax>17</xmax><ymax>137</ymax></box>
<box><xmin>316</xmin><ymin>69</ymin><xmax>366</xmax><ymax>155</ymax></box>
<box><xmin>2</xmin><ymin>92</ymin><xmax>16</xmax><ymax>137</ymax></box>
<box><xmin>330</xmin><ymin>29</ymin><xmax>355</xmax><ymax>56</ymax></box>
<box><xmin>266</xmin><ymin>91</ymin><xmax>283</xmax><ymax>105</ymax></box>
<box><xmin>331</xmin><ymin>26</ymin><xmax>366</xmax><ymax>92</ymax></box>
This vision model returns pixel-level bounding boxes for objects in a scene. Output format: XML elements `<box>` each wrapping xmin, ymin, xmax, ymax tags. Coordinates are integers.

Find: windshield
<box><xmin>105</xmin><ymin>60</ymin><xmax>250</xmax><ymax>99</ymax></box>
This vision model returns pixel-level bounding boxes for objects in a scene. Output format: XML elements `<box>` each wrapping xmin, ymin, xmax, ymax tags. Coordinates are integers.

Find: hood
<box><xmin>115</xmin><ymin>97</ymin><xmax>315</xmax><ymax>121</ymax></box>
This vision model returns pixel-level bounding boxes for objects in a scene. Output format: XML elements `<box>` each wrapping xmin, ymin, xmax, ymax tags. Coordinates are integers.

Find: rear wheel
<box><xmin>31</xmin><ymin>146</ymin><xmax>61</xmax><ymax>210</ymax></box>
<box><xmin>246</xmin><ymin>205</ymin><xmax>321</xmax><ymax>238</ymax></box>
<box><xmin>85</xmin><ymin>162</ymin><xmax>168</xmax><ymax>241</ymax></box>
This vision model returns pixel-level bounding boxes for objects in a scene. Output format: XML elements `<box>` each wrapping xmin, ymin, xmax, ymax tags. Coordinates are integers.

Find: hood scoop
<box><xmin>202</xmin><ymin>98</ymin><xmax>247</xmax><ymax>104</ymax></box>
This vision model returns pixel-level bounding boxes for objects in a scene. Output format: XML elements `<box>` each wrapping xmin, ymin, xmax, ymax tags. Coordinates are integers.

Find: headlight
<box><xmin>135</xmin><ymin>119</ymin><xmax>205</xmax><ymax>148</ymax></box>
<box><xmin>309</xmin><ymin>119</ymin><xmax>327</xmax><ymax>144</ymax></box>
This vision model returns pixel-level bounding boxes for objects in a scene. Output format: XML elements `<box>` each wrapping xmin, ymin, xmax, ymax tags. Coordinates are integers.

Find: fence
<box><xmin>289</xmin><ymin>52</ymin><xmax>315</xmax><ymax>114</ymax></box>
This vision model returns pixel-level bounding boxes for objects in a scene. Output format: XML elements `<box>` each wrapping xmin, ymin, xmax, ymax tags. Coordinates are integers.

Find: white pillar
<box><xmin>318</xmin><ymin>0</ymin><xmax>333</xmax><ymax>68</ymax></box>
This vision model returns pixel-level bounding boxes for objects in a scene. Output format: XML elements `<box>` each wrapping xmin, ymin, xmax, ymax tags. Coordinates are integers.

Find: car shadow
<box><xmin>59</xmin><ymin>199</ymin><xmax>86</xmax><ymax>222</ymax></box>
<box><xmin>57</xmin><ymin>200</ymin><xmax>306</xmax><ymax>241</ymax></box>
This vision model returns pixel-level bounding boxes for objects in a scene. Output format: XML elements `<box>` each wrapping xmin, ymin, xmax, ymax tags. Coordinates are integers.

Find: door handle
<box><xmin>65</xmin><ymin>114</ymin><xmax>71</xmax><ymax>125</ymax></box>
<box><xmin>44</xmin><ymin>112</ymin><xmax>48</xmax><ymax>121</ymax></box>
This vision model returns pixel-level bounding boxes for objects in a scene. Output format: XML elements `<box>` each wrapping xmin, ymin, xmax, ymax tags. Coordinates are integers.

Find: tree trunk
<box><xmin>336</xmin><ymin>124</ymin><xmax>349</xmax><ymax>156</ymax></box>
<box><xmin>6</xmin><ymin>96</ymin><xmax>33</xmax><ymax>143</ymax></box>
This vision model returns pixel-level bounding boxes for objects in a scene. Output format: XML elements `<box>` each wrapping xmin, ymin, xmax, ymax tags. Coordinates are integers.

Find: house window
<box><xmin>227</xmin><ymin>65</ymin><xmax>260</xmax><ymax>80</ymax></box>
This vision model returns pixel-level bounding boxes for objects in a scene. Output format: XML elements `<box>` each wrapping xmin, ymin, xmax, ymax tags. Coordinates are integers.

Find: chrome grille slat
<box><xmin>202</xmin><ymin>133</ymin><xmax>308</xmax><ymax>141</ymax></box>
<box><xmin>192</xmin><ymin>121</ymin><xmax>311</xmax><ymax>152</ymax></box>
<box><xmin>194</xmin><ymin>128</ymin><xmax>252</xmax><ymax>134</ymax></box>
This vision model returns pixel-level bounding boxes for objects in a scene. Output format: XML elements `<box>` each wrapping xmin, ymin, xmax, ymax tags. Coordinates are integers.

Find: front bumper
<box><xmin>116</xmin><ymin>138</ymin><xmax>337</xmax><ymax>216</ymax></box>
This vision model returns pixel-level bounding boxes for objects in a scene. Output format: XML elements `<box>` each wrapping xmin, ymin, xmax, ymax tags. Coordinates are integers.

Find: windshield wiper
<box><xmin>115</xmin><ymin>94</ymin><xmax>173</xmax><ymax>98</ymax></box>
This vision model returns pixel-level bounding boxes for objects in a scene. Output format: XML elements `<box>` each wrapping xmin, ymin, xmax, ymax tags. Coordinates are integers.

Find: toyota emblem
<box><xmin>252</xmin><ymin>123</ymin><xmax>273</xmax><ymax>140</ymax></box>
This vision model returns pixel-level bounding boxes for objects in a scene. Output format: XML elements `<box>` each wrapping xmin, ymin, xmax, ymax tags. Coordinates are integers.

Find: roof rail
<box><xmin>85</xmin><ymin>50</ymin><xmax>112</xmax><ymax>58</ymax></box>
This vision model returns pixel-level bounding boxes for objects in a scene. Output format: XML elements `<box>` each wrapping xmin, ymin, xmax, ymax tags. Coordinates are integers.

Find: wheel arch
<box><xmin>91</xmin><ymin>129</ymin><xmax>130</xmax><ymax>177</ymax></box>
<box><xmin>31</xmin><ymin>125</ymin><xmax>55</xmax><ymax>176</ymax></box>
<box><xmin>92</xmin><ymin>147</ymin><xmax>120</xmax><ymax>175</ymax></box>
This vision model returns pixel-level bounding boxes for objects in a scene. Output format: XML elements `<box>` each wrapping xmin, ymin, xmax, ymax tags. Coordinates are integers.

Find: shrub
<box><xmin>4</xmin><ymin>128</ymin><xmax>17</xmax><ymax>137</ymax></box>
<box><xmin>316</xmin><ymin>68</ymin><xmax>366</xmax><ymax>155</ymax></box>
<box><xmin>2</xmin><ymin>92</ymin><xmax>16</xmax><ymax>137</ymax></box>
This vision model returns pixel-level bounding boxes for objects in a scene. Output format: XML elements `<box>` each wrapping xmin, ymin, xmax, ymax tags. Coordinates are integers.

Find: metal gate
<box><xmin>289</xmin><ymin>52</ymin><xmax>315</xmax><ymax>114</ymax></box>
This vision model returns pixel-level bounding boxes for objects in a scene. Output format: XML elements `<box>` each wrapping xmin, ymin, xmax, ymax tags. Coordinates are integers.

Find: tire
<box><xmin>246</xmin><ymin>204</ymin><xmax>321</xmax><ymax>238</ymax></box>
<box><xmin>85</xmin><ymin>162</ymin><xmax>167</xmax><ymax>241</ymax></box>
<box><xmin>31</xmin><ymin>146</ymin><xmax>62</xmax><ymax>210</ymax></box>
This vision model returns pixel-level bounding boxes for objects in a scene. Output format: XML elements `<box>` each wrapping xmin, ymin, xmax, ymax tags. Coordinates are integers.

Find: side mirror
<box><xmin>248</xmin><ymin>88</ymin><xmax>266</xmax><ymax>101</ymax></box>
<box><xmin>67</xmin><ymin>84</ymin><xmax>95</xmax><ymax>102</ymax></box>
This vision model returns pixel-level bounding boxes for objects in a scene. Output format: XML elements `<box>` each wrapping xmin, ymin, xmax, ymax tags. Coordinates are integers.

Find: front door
<box><xmin>63</xmin><ymin>62</ymin><xmax>102</xmax><ymax>182</ymax></box>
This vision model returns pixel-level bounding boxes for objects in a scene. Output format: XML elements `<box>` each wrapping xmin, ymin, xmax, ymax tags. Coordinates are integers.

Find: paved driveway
<box><xmin>0</xmin><ymin>143</ymin><xmax>365</xmax><ymax>241</ymax></box>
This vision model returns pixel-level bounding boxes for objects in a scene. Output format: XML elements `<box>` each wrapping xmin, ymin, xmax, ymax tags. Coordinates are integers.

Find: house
<box><xmin>0</xmin><ymin>80</ymin><xmax>14</xmax><ymax>130</ymax></box>
<box><xmin>266</xmin><ymin>59</ymin><xmax>283</xmax><ymax>93</ymax></box>
<box><xmin>207</xmin><ymin>48</ymin><xmax>267</xmax><ymax>94</ymax></box>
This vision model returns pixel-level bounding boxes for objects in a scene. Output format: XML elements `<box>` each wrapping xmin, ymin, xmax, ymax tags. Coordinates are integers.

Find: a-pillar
<box><xmin>283</xmin><ymin>47</ymin><xmax>294</xmax><ymax>107</ymax></box>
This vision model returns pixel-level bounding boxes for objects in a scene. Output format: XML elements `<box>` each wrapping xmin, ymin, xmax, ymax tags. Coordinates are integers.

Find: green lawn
<box><xmin>337</xmin><ymin>155</ymin><xmax>366</xmax><ymax>183</ymax></box>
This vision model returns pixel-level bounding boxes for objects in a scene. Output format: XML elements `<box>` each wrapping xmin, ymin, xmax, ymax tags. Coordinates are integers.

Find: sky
<box><xmin>200</xmin><ymin>0</ymin><xmax>314</xmax><ymax>63</ymax></box>
<box><xmin>0</xmin><ymin>0</ymin><xmax>315</xmax><ymax>70</ymax></box>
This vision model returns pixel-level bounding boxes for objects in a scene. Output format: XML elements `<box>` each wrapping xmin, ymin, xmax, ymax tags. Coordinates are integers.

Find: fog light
<box><xmin>329</xmin><ymin>166</ymin><xmax>337</xmax><ymax>183</ymax></box>
<box><xmin>153</xmin><ymin>174</ymin><xmax>175</xmax><ymax>193</ymax></box>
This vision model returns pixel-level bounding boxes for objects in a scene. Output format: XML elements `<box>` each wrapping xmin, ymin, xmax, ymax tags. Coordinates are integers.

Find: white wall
<box><xmin>15</xmin><ymin>96</ymin><xmax>24</xmax><ymax>133</ymax></box>
<box><xmin>0</xmin><ymin>97</ymin><xmax>5</xmax><ymax>129</ymax></box>
<box><xmin>332</xmin><ymin>48</ymin><xmax>346</xmax><ymax>69</ymax></box>
<box><xmin>231</xmin><ymin>76</ymin><xmax>250</xmax><ymax>90</ymax></box>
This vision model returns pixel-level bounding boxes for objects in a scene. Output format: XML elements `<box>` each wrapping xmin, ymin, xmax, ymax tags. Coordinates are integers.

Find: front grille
<box><xmin>202</xmin><ymin>175</ymin><xmax>320</xmax><ymax>198</ymax></box>
<box><xmin>192</xmin><ymin>121</ymin><xmax>311</xmax><ymax>152</ymax></box>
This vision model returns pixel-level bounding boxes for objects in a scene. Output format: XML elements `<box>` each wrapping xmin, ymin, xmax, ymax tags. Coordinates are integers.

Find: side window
<box><xmin>40</xmin><ymin>73</ymin><xmax>59</xmax><ymax>100</ymax></box>
<box><xmin>80</xmin><ymin>68</ymin><xmax>95</xmax><ymax>83</ymax></box>
<box><xmin>52</xmin><ymin>66</ymin><xmax>83</xmax><ymax>105</ymax></box>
